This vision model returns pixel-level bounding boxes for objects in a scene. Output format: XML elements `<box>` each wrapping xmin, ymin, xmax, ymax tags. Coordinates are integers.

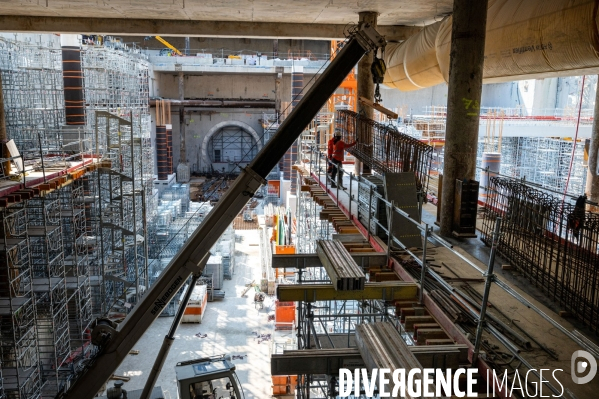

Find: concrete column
<box><xmin>356</xmin><ymin>11</ymin><xmax>378</xmax><ymax>176</ymax></box>
<box><xmin>275</xmin><ymin>73</ymin><xmax>282</xmax><ymax>120</ymax></box>
<box><xmin>176</xmin><ymin>71</ymin><xmax>190</xmax><ymax>182</ymax></box>
<box><xmin>288</xmin><ymin>66</ymin><xmax>303</xmax><ymax>191</ymax></box>
<box><xmin>586</xmin><ymin>76</ymin><xmax>599</xmax><ymax>211</ymax></box>
<box><xmin>61</xmin><ymin>34</ymin><xmax>85</xmax><ymax>126</ymax></box>
<box><xmin>439</xmin><ymin>0</ymin><xmax>489</xmax><ymax>236</ymax></box>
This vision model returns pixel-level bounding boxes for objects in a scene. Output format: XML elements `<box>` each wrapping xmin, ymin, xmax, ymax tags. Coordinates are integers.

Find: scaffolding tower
<box><xmin>0</xmin><ymin>34</ymin><xmax>154</xmax><ymax>398</ymax></box>
<box><xmin>0</xmin><ymin>206</ymin><xmax>43</xmax><ymax>399</ymax></box>
<box><xmin>476</xmin><ymin>136</ymin><xmax>587</xmax><ymax>195</ymax></box>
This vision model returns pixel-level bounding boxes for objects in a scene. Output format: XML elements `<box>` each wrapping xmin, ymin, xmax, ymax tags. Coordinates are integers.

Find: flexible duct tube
<box><xmin>384</xmin><ymin>21</ymin><xmax>444</xmax><ymax>91</ymax></box>
<box><xmin>384</xmin><ymin>0</ymin><xmax>599</xmax><ymax>91</ymax></box>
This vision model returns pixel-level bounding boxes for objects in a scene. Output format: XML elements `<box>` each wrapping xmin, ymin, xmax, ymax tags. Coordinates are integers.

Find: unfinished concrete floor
<box><xmin>113</xmin><ymin>230</ymin><xmax>274</xmax><ymax>399</ymax></box>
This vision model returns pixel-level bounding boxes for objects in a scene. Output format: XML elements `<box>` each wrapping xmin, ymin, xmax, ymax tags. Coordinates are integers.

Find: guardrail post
<box><xmin>419</xmin><ymin>224</ymin><xmax>430</xmax><ymax>304</ymax></box>
<box><xmin>386</xmin><ymin>200</ymin><xmax>395</xmax><ymax>265</ymax></box>
<box><xmin>349</xmin><ymin>173</ymin><xmax>353</xmax><ymax>217</ymax></box>
<box><xmin>367</xmin><ymin>185</ymin><xmax>373</xmax><ymax>241</ymax></box>
<box><xmin>472</xmin><ymin>217</ymin><xmax>502</xmax><ymax>365</ymax></box>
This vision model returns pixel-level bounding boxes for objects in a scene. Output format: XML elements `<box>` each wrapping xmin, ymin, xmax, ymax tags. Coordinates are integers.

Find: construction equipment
<box><xmin>100</xmin><ymin>356</ymin><xmax>242</xmax><ymax>399</ymax></box>
<box><xmin>145</xmin><ymin>35</ymin><xmax>183</xmax><ymax>56</ymax></box>
<box><xmin>176</xmin><ymin>356</ymin><xmax>244</xmax><ymax>399</ymax></box>
<box><xmin>58</xmin><ymin>23</ymin><xmax>385</xmax><ymax>399</ymax></box>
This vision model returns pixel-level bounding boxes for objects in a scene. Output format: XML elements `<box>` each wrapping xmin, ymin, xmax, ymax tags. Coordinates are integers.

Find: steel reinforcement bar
<box><xmin>335</xmin><ymin>109</ymin><xmax>432</xmax><ymax>193</ymax></box>
<box><xmin>480</xmin><ymin>177</ymin><xmax>599</xmax><ymax>333</ymax></box>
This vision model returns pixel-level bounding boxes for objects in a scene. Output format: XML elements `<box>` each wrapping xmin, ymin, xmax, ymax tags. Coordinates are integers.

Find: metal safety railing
<box><xmin>298</xmin><ymin>145</ymin><xmax>599</xmax><ymax>398</ymax></box>
<box><xmin>480</xmin><ymin>177</ymin><xmax>599</xmax><ymax>333</ymax></box>
<box><xmin>336</xmin><ymin>109</ymin><xmax>433</xmax><ymax>194</ymax></box>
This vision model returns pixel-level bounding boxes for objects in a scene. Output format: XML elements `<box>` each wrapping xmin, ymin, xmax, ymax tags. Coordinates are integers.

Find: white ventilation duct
<box><xmin>384</xmin><ymin>0</ymin><xmax>599</xmax><ymax>91</ymax></box>
<box><xmin>384</xmin><ymin>21</ymin><xmax>443</xmax><ymax>91</ymax></box>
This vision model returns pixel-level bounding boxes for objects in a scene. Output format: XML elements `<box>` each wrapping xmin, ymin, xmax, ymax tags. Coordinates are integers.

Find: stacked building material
<box><xmin>316</xmin><ymin>240</ymin><xmax>365</xmax><ymax>291</ymax></box>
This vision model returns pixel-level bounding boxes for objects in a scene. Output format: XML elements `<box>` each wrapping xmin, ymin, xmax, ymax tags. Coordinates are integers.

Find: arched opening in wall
<box><xmin>209</xmin><ymin>126</ymin><xmax>258</xmax><ymax>163</ymax></box>
<box><xmin>201</xmin><ymin>121</ymin><xmax>262</xmax><ymax>174</ymax></box>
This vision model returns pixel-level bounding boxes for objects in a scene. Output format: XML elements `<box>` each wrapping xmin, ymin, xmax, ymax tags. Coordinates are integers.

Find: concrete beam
<box><xmin>149</xmin><ymin>99</ymin><xmax>275</xmax><ymax>108</ymax></box>
<box><xmin>0</xmin><ymin>16</ymin><xmax>421</xmax><ymax>41</ymax></box>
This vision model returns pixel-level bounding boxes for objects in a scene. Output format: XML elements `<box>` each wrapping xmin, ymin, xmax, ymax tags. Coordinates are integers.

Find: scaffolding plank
<box><xmin>276</xmin><ymin>281</ymin><xmax>418</xmax><ymax>302</ymax></box>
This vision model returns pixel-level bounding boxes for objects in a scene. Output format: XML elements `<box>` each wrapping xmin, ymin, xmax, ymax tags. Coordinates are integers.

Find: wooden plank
<box><xmin>425</xmin><ymin>339</ymin><xmax>455</xmax><ymax>345</ymax></box>
<box><xmin>404</xmin><ymin>315</ymin><xmax>434</xmax><ymax>332</ymax></box>
<box><xmin>398</xmin><ymin>308</ymin><xmax>415</xmax><ymax>321</ymax></box>
<box><xmin>416</xmin><ymin>328</ymin><xmax>447</xmax><ymax>345</ymax></box>
<box><xmin>358</xmin><ymin>96</ymin><xmax>398</xmax><ymax>119</ymax></box>
<box><xmin>372</xmin><ymin>272</ymin><xmax>400</xmax><ymax>282</ymax></box>
<box><xmin>412</xmin><ymin>323</ymin><xmax>440</xmax><ymax>336</ymax></box>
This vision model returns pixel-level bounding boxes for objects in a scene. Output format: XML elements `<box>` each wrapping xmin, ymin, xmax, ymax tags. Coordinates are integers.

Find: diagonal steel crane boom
<box><xmin>59</xmin><ymin>24</ymin><xmax>385</xmax><ymax>399</ymax></box>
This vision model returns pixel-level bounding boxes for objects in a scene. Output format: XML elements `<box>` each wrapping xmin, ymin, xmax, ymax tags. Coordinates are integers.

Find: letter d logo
<box><xmin>571</xmin><ymin>350</ymin><xmax>597</xmax><ymax>384</ymax></box>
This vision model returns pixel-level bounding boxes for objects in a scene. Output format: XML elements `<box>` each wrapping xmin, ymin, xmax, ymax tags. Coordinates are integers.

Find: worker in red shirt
<box><xmin>327</xmin><ymin>129</ymin><xmax>356</xmax><ymax>188</ymax></box>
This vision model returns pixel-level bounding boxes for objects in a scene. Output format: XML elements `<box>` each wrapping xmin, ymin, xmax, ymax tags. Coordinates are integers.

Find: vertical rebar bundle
<box><xmin>481</xmin><ymin>177</ymin><xmax>599</xmax><ymax>333</ymax></box>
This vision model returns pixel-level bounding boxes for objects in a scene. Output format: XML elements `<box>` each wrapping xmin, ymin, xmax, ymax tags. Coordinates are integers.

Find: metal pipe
<box><xmin>349</xmin><ymin>172</ymin><xmax>353</xmax><ymax>217</ymax></box>
<box><xmin>386</xmin><ymin>200</ymin><xmax>394</xmax><ymax>266</ymax></box>
<box><xmin>419</xmin><ymin>224</ymin><xmax>430</xmax><ymax>304</ymax></box>
<box><xmin>0</xmin><ymin>73</ymin><xmax>10</xmax><ymax>174</ymax></box>
<box><xmin>367</xmin><ymin>185</ymin><xmax>373</xmax><ymax>240</ymax></box>
<box><xmin>472</xmin><ymin>217</ymin><xmax>502</xmax><ymax>364</ymax></box>
<box><xmin>141</xmin><ymin>271</ymin><xmax>203</xmax><ymax>399</ymax></box>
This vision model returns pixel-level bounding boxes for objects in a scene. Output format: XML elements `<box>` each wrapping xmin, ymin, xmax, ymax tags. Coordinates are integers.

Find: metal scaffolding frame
<box><xmin>0</xmin><ymin>206</ymin><xmax>43</xmax><ymax>399</ymax></box>
<box><xmin>476</xmin><ymin>136</ymin><xmax>587</xmax><ymax>196</ymax></box>
<box><xmin>95</xmin><ymin>111</ymin><xmax>150</xmax><ymax>313</ymax></box>
<box><xmin>60</xmin><ymin>181</ymin><xmax>93</xmax><ymax>358</ymax></box>
<box><xmin>0</xmin><ymin>34</ymin><xmax>154</xmax><ymax>398</ymax></box>
<box><xmin>292</xmin><ymin>267</ymin><xmax>397</xmax><ymax>399</ymax></box>
<box><xmin>294</xmin><ymin>172</ymin><xmax>332</xmax><ymax>254</ymax></box>
<box><xmin>27</xmin><ymin>191</ymin><xmax>70</xmax><ymax>397</ymax></box>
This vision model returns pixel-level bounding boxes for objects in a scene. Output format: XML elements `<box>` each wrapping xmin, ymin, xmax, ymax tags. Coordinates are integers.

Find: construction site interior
<box><xmin>0</xmin><ymin>1</ymin><xmax>599</xmax><ymax>399</ymax></box>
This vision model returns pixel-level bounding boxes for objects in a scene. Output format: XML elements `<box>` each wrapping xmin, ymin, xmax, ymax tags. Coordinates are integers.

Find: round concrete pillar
<box><xmin>356</xmin><ymin>11</ymin><xmax>378</xmax><ymax>176</ymax></box>
<box><xmin>439</xmin><ymin>0</ymin><xmax>489</xmax><ymax>236</ymax></box>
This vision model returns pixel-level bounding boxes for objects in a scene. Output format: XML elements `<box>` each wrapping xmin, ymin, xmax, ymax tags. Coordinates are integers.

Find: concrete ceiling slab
<box><xmin>0</xmin><ymin>1</ymin><xmax>452</xmax><ymax>27</ymax></box>
<box><xmin>0</xmin><ymin>16</ymin><xmax>424</xmax><ymax>40</ymax></box>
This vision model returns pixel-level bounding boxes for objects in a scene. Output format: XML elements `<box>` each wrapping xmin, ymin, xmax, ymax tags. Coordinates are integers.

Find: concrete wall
<box><xmin>380</xmin><ymin>83</ymin><xmax>449</xmax><ymax>116</ymax></box>
<box><xmin>167</xmin><ymin>109</ymin><xmax>269</xmax><ymax>173</ymax></box>
<box><xmin>154</xmin><ymin>69</ymin><xmax>321</xmax><ymax>175</ymax></box>
<box><xmin>156</xmin><ymin>73</ymin><xmax>308</xmax><ymax>100</ymax></box>
<box><xmin>379</xmin><ymin>79</ymin><xmax>580</xmax><ymax>115</ymax></box>
<box><xmin>481</xmin><ymin>82</ymin><xmax>523</xmax><ymax>109</ymax></box>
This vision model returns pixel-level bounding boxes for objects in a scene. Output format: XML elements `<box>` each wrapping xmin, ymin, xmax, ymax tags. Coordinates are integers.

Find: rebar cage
<box><xmin>335</xmin><ymin>110</ymin><xmax>433</xmax><ymax>194</ymax></box>
<box><xmin>480</xmin><ymin>177</ymin><xmax>599</xmax><ymax>333</ymax></box>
